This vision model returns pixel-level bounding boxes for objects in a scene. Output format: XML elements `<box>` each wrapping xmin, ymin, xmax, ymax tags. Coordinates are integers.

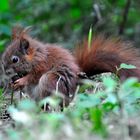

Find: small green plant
<box><xmin>116</xmin><ymin>63</ymin><xmax>136</xmax><ymax>77</ymax></box>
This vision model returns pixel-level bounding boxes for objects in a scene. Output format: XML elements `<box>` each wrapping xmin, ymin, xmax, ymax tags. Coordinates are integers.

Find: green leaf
<box><xmin>119</xmin><ymin>78</ymin><xmax>139</xmax><ymax>99</ymax></box>
<box><xmin>104</xmin><ymin>93</ymin><xmax>117</xmax><ymax>104</ymax></box>
<box><xmin>18</xmin><ymin>99</ymin><xmax>36</xmax><ymax>111</ymax></box>
<box><xmin>90</xmin><ymin>108</ymin><xmax>107</xmax><ymax>136</ymax></box>
<box><xmin>103</xmin><ymin>77</ymin><xmax>117</xmax><ymax>92</ymax></box>
<box><xmin>120</xmin><ymin>63</ymin><xmax>136</xmax><ymax>69</ymax></box>
<box><xmin>102</xmin><ymin>102</ymin><xmax>117</xmax><ymax>112</ymax></box>
<box><xmin>76</xmin><ymin>94</ymin><xmax>101</xmax><ymax>108</ymax></box>
<box><xmin>0</xmin><ymin>88</ymin><xmax>3</xmax><ymax>96</ymax></box>
<box><xmin>121</xmin><ymin>78</ymin><xmax>138</xmax><ymax>90</ymax></box>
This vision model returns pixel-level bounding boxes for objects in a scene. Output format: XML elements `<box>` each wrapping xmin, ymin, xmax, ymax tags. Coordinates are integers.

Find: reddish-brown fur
<box><xmin>75</xmin><ymin>36</ymin><xmax>140</xmax><ymax>80</ymax></box>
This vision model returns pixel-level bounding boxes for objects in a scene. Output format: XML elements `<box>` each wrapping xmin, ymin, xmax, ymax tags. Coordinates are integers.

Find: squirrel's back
<box><xmin>44</xmin><ymin>43</ymin><xmax>79</xmax><ymax>73</ymax></box>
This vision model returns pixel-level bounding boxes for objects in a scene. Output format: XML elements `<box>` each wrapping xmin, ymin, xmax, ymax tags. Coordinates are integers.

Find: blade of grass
<box><xmin>88</xmin><ymin>26</ymin><xmax>93</xmax><ymax>51</ymax></box>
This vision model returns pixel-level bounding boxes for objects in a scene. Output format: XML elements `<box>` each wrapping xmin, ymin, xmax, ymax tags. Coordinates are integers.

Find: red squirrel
<box><xmin>2</xmin><ymin>26</ymin><xmax>140</xmax><ymax>107</ymax></box>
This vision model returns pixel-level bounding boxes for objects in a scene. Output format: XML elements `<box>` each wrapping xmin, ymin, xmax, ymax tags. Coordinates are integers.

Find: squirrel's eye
<box><xmin>11</xmin><ymin>56</ymin><xmax>19</xmax><ymax>63</ymax></box>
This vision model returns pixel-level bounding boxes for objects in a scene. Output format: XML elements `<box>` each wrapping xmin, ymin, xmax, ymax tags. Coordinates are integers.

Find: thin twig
<box><xmin>93</xmin><ymin>4</ymin><xmax>102</xmax><ymax>21</ymax></box>
<box><xmin>19</xmin><ymin>90</ymin><xmax>22</xmax><ymax>100</ymax></box>
<box><xmin>118</xmin><ymin>0</ymin><xmax>131</xmax><ymax>35</ymax></box>
<box><xmin>55</xmin><ymin>76</ymin><xmax>62</xmax><ymax>95</ymax></box>
<box><xmin>11</xmin><ymin>89</ymin><xmax>14</xmax><ymax>105</ymax></box>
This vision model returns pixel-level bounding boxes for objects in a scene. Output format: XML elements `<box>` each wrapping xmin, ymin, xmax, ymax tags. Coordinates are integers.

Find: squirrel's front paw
<box><xmin>12</xmin><ymin>77</ymin><xmax>27</xmax><ymax>90</ymax></box>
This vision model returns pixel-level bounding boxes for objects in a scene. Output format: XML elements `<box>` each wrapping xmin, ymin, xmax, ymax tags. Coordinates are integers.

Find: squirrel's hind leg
<box><xmin>32</xmin><ymin>71</ymin><xmax>77</xmax><ymax>110</ymax></box>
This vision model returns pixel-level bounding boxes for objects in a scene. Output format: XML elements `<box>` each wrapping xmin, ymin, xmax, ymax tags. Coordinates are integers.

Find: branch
<box><xmin>118</xmin><ymin>0</ymin><xmax>131</xmax><ymax>35</ymax></box>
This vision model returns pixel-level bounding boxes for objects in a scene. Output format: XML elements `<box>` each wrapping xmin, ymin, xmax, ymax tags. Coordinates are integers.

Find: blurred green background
<box><xmin>0</xmin><ymin>0</ymin><xmax>140</xmax><ymax>51</ymax></box>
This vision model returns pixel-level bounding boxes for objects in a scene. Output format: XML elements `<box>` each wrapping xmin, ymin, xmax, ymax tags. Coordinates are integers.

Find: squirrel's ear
<box><xmin>20</xmin><ymin>39</ymin><xmax>30</xmax><ymax>54</ymax></box>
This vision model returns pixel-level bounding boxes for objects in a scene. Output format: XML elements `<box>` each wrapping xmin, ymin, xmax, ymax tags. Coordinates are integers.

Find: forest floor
<box><xmin>0</xmin><ymin>67</ymin><xmax>140</xmax><ymax>140</ymax></box>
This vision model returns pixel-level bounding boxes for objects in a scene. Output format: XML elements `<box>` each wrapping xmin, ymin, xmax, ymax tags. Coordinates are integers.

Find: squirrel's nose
<box><xmin>5</xmin><ymin>69</ymin><xmax>14</xmax><ymax>76</ymax></box>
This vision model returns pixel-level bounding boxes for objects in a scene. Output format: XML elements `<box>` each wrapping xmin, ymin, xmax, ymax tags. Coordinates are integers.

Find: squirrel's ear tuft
<box><xmin>20</xmin><ymin>39</ymin><xmax>30</xmax><ymax>54</ymax></box>
<box><xmin>12</xmin><ymin>25</ymin><xmax>24</xmax><ymax>40</ymax></box>
<box><xmin>12</xmin><ymin>25</ymin><xmax>32</xmax><ymax>40</ymax></box>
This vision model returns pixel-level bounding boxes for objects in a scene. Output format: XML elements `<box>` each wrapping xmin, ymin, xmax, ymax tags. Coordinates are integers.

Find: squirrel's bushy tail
<box><xmin>74</xmin><ymin>36</ymin><xmax>140</xmax><ymax>80</ymax></box>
